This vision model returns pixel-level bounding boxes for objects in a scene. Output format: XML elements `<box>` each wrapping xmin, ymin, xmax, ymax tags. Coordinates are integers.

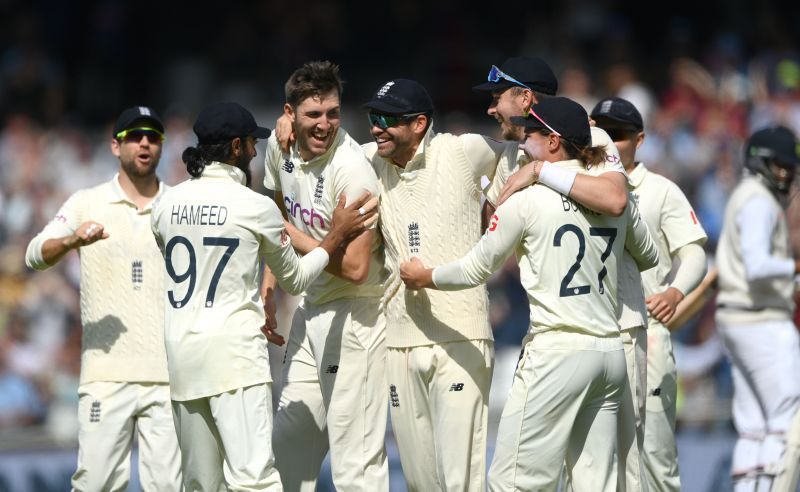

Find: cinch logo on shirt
<box><xmin>284</xmin><ymin>196</ymin><xmax>326</xmax><ymax>229</ymax></box>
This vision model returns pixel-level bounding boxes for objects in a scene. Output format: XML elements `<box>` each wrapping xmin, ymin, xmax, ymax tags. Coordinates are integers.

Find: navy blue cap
<box><xmin>113</xmin><ymin>106</ymin><xmax>164</xmax><ymax>136</ymax></box>
<box><xmin>193</xmin><ymin>102</ymin><xmax>270</xmax><ymax>144</ymax></box>
<box><xmin>590</xmin><ymin>97</ymin><xmax>644</xmax><ymax>131</ymax></box>
<box><xmin>363</xmin><ymin>79</ymin><xmax>434</xmax><ymax>115</ymax></box>
<box><xmin>511</xmin><ymin>97</ymin><xmax>591</xmax><ymax>147</ymax></box>
<box><xmin>473</xmin><ymin>56</ymin><xmax>558</xmax><ymax>95</ymax></box>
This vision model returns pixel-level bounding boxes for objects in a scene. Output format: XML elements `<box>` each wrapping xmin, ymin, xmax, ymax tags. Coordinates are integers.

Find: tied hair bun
<box><xmin>182</xmin><ymin>146</ymin><xmax>206</xmax><ymax>178</ymax></box>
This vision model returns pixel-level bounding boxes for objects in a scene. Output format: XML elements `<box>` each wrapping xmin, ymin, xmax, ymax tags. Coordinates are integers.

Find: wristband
<box><xmin>538</xmin><ymin>162</ymin><xmax>577</xmax><ymax>196</ymax></box>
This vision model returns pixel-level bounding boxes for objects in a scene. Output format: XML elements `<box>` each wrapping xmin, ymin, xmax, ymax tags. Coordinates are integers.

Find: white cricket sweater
<box><xmin>25</xmin><ymin>175</ymin><xmax>169</xmax><ymax>385</ymax></box>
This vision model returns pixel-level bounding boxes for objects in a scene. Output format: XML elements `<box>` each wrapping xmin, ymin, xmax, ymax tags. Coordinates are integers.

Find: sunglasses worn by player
<box><xmin>368</xmin><ymin>112</ymin><xmax>428</xmax><ymax>130</ymax></box>
<box><xmin>487</xmin><ymin>65</ymin><xmax>531</xmax><ymax>90</ymax></box>
<box><xmin>115</xmin><ymin>127</ymin><xmax>165</xmax><ymax>143</ymax></box>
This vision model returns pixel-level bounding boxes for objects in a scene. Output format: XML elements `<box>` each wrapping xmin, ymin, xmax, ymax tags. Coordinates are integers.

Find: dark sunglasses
<box><xmin>368</xmin><ymin>112</ymin><xmax>427</xmax><ymax>130</ymax></box>
<box><xmin>604</xmin><ymin>128</ymin><xmax>638</xmax><ymax>142</ymax></box>
<box><xmin>115</xmin><ymin>127</ymin><xmax>165</xmax><ymax>143</ymax></box>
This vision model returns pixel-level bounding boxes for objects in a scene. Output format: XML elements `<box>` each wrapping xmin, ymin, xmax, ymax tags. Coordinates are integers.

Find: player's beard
<box><xmin>235</xmin><ymin>151</ymin><xmax>253</xmax><ymax>188</ymax></box>
<box><xmin>120</xmin><ymin>153</ymin><xmax>158</xmax><ymax>181</ymax></box>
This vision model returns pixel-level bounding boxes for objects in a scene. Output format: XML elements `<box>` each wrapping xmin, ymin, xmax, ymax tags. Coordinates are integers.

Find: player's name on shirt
<box><xmin>170</xmin><ymin>204</ymin><xmax>229</xmax><ymax>226</ymax></box>
<box><xmin>560</xmin><ymin>194</ymin><xmax>601</xmax><ymax>216</ymax></box>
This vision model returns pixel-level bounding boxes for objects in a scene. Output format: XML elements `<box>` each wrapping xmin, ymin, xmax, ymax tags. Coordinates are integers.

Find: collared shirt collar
<box><xmin>199</xmin><ymin>161</ymin><xmax>248</xmax><ymax>185</ymax></box>
<box><xmin>628</xmin><ymin>162</ymin><xmax>648</xmax><ymax>187</ymax></box>
<box><xmin>289</xmin><ymin>128</ymin><xmax>345</xmax><ymax>166</ymax></box>
<box><xmin>108</xmin><ymin>173</ymin><xmax>166</xmax><ymax>212</ymax></box>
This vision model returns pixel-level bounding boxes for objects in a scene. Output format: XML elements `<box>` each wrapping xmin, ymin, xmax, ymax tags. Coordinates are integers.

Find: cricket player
<box><xmin>151</xmin><ymin>102</ymin><xmax>377</xmax><ymax>491</ymax></box>
<box><xmin>261</xmin><ymin>61</ymin><xmax>389</xmax><ymax>492</ymax></box>
<box><xmin>592</xmin><ymin>97</ymin><xmax>709</xmax><ymax>492</ymax></box>
<box><xmin>715</xmin><ymin>125</ymin><xmax>800</xmax><ymax>492</ymax></box>
<box><xmin>25</xmin><ymin>106</ymin><xmax>182</xmax><ymax>491</ymax></box>
<box><xmin>399</xmin><ymin>97</ymin><xmax>659</xmax><ymax>492</ymax></box>
<box><xmin>362</xmin><ymin>78</ymin><xmax>508</xmax><ymax>491</ymax></box>
<box><xmin>475</xmin><ymin>57</ymin><xmax>652</xmax><ymax>492</ymax></box>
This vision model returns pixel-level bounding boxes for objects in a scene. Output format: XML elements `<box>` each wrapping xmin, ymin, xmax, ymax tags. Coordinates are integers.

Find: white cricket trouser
<box><xmin>619</xmin><ymin>326</ymin><xmax>648</xmax><ymax>492</ymax></box>
<box><xmin>642</xmin><ymin>324</ymin><xmax>681</xmax><ymax>492</ymax></box>
<box><xmin>71</xmin><ymin>381</ymin><xmax>181</xmax><ymax>492</ymax></box>
<box><xmin>773</xmin><ymin>406</ymin><xmax>800</xmax><ymax>492</ymax></box>
<box><xmin>272</xmin><ymin>297</ymin><xmax>387</xmax><ymax>492</ymax></box>
<box><xmin>387</xmin><ymin>339</ymin><xmax>493</xmax><ymax>492</ymax></box>
<box><xmin>488</xmin><ymin>330</ymin><xmax>626</xmax><ymax>492</ymax></box>
<box><xmin>717</xmin><ymin>317</ymin><xmax>800</xmax><ymax>492</ymax></box>
<box><xmin>171</xmin><ymin>383</ymin><xmax>282</xmax><ymax>491</ymax></box>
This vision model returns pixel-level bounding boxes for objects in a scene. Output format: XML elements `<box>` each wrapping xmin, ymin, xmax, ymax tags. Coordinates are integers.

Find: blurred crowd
<box><xmin>3</xmin><ymin>1</ymin><xmax>800</xmax><ymax>453</ymax></box>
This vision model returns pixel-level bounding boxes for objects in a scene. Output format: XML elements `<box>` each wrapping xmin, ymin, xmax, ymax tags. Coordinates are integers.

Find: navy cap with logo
<box><xmin>747</xmin><ymin>125</ymin><xmax>800</xmax><ymax>166</ymax></box>
<box><xmin>590</xmin><ymin>97</ymin><xmax>643</xmax><ymax>131</ymax></box>
<box><xmin>473</xmin><ymin>56</ymin><xmax>558</xmax><ymax>95</ymax></box>
<box><xmin>193</xmin><ymin>102</ymin><xmax>271</xmax><ymax>144</ymax></box>
<box><xmin>113</xmin><ymin>106</ymin><xmax>164</xmax><ymax>136</ymax></box>
<box><xmin>510</xmin><ymin>97</ymin><xmax>591</xmax><ymax>147</ymax></box>
<box><xmin>362</xmin><ymin>79</ymin><xmax>434</xmax><ymax>116</ymax></box>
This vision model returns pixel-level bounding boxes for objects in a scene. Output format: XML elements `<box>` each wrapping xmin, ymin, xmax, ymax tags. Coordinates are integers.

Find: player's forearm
<box><xmin>260</xmin><ymin>263</ymin><xmax>278</xmax><ymax>299</ymax></box>
<box><xmin>432</xmin><ymin>259</ymin><xmax>486</xmax><ymax>290</ymax></box>
<box><xmin>562</xmin><ymin>171</ymin><xmax>627</xmax><ymax>217</ymax></box>
<box><xmin>287</xmin><ymin>222</ymin><xmax>369</xmax><ymax>282</ymax></box>
<box><xmin>285</xmin><ymin>221</ymin><xmax>320</xmax><ymax>255</ymax></box>
<box><xmin>669</xmin><ymin>243</ymin><xmax>707</xmax><ymax>296</ymax></box>
<box><xmin>29</xmin><ymin>236</ymin><xmax>77</xmax><ymax>270</ymax></box>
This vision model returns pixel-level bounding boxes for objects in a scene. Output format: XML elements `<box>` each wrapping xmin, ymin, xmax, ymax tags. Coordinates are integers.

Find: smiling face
<box><xmin>487</xmin><ymin>87</ymin><xmax>534</xmax><ymax>140</ymax></box>
<box><xmin>111</xmin><ymin>128</ymin><xmax>162</xmax><ymax>179</ymax></box>
<box><xmin>287</xmin><ymin>90</ymin><xmax>341</xmax><ymax>161</ymax></box>
<box><xmin>369</xmin><ymin>113</ymin><xmax>428</xmax><ymax>167</ymax></box>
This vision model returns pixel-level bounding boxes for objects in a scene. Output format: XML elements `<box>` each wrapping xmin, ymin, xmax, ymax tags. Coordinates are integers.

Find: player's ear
<box><xmin>635</xmin><ymin>131</ymin><xmax>645</xmax><ymax>150</ymax></box>
<box><xmin>110</xmin><ymin>137</ymin><xmax>121</xmax><ymax>157</ymax></box>
<box><xmin>283</xmin><ymin>103</ymin><xmax>295</xmax><ymax>122</ymax></box>
<box><xmin>231</xmin><ymin>137</ymin><xmax>242</xmax><ymax>157</ymax></box>
<box><xmin>549</xmin><ymin>133</ymin><xmax>560</xmax><ymax>151</ymax></box>
<box><xmin>413</xmin><ymin>115</ymin><xmax>428</xmax><ymax>135</ymax></box>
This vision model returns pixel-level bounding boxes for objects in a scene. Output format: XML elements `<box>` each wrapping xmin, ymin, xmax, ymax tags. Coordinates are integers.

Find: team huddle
<box><xmin>24</xmin><ymin>56</ymin><xmax>800</xmax><ymax>492</ymax></box>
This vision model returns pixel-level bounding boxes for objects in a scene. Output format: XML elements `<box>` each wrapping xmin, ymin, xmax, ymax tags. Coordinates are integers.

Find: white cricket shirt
<box><xmin>151</xmin><ymin>162</ymin><xmax>330</xmax><ymax>401</ymax></box>
<box><xmin>263</xmin><ymin>129</ymin><xmax>386</xmax><ymax>305</ymax></box>
<box><xmin>434</xmin><ymin>159</ymin><xmax>658</xmax><ymax>337</ymax></box>
<box><xmin>628</xmin><ymin>162</ymin><xmax>708</xmax><ymax>298</ymax></box>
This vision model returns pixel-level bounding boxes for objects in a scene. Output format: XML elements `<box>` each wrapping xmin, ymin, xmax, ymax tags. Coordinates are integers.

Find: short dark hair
<box><xmin>285</xmin><ymin>60</ymin><xmax>343</xmax><ymax>107</ymax></box>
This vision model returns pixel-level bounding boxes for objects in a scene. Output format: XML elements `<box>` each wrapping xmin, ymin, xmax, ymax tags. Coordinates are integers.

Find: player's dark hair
<box><xmin>181</xmin><ymin>141</ymin><xmax>236</xmax><ymax>178</ymax></box>
<box><xmin>285</xmin><ymin>60</ymin><xmax>344</xmax><ymax>107</ymax></box>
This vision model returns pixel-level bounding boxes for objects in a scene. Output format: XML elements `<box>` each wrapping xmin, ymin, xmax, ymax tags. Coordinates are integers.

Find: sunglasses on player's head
<box><xmin>604</xmin><ymin>127</ymin><xmax>639</xmax><ymax>142</ymax></box>
<box><xmin>115</xmin><ymin>127</ymin><xmax>165</xmax><ymax>143</ymax></box>
<box><xmin>368</xmin><ymin>112</ymin><xmax>427</xmax><ymax>130</ymax></box>
<box><xmin>487</xmin><ymin>65</ymin><xmax>531</xmax><ymax>90</ymax></box>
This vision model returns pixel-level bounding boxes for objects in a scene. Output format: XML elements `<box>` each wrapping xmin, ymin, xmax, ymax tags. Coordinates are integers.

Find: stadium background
<box><xmin>2</xmin><ymin>0</ymin><xmax>800</xmax><ymax>490</ymax></box>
